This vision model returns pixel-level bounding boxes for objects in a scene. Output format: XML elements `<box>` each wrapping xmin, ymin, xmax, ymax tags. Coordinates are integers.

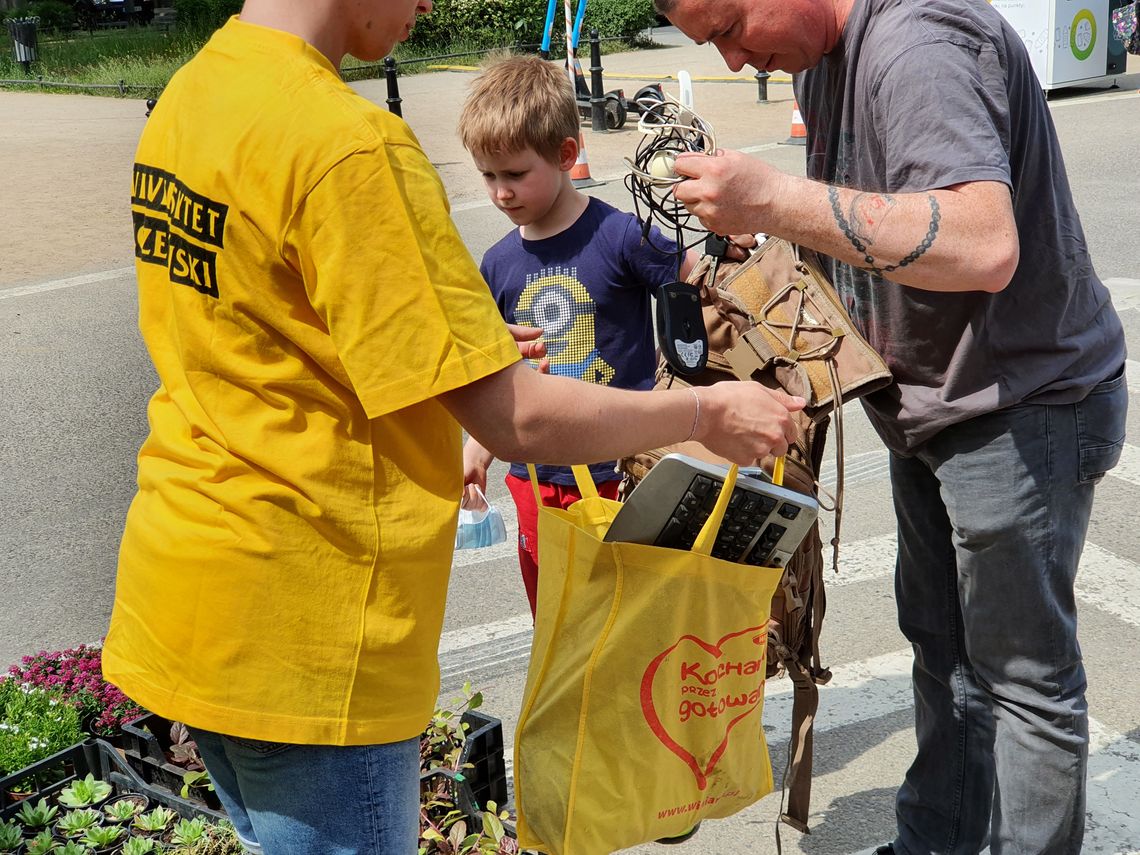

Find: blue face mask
<box><xmin>455</xmin><ymin>487</ymin><xmax>507</xmax><ymax>550</ymax></box>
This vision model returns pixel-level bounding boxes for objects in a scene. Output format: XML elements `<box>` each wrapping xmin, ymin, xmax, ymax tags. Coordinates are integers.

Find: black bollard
<box><xmin>754</xmin><ymin>70</ymin><xmax>770</xmax><ymax>103</ymax></box>
<box><xmin>384</xmin><ymin>56</ymin><xmax>402</xmax><ymax>118</ymax></box>
<box><xmin>589</xmin><ymin>29</ymin><xmax>607</xmax><ymax>133</ymax></box>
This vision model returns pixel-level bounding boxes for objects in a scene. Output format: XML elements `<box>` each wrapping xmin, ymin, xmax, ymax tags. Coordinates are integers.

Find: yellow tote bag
<box><xmin>514</xmin><ymin>463</ymin><xmax>785</xmax><ymax>854</ymax></box>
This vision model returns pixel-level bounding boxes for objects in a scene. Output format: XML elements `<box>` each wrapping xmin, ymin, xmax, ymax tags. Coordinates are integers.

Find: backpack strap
<box><xmin>781</xmin><ymin>658</ymin><xmax>819</xmax><ymax>834</ymax></box>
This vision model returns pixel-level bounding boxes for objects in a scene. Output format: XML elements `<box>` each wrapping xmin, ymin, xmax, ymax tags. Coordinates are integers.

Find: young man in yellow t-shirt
<box><xmin>103</xmin><ymin>1</ymin><xmax>806</xmax><ymax>852</ymax></box>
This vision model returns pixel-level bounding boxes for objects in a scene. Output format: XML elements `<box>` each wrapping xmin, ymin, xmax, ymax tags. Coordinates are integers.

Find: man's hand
<box><xmin>508</xmin><ymin>323</ymin><xmax>549</xmax><ymax>374</ymax></box>
<box><xmin>673</xmin><ymin>150</ymin><xmax>789</xmax><ymax>237</ymax></box>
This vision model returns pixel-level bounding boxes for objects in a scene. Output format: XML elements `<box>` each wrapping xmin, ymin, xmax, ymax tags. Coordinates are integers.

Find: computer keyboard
<box><xmin>603</xmin><ymin>453</ymin><xmax>818</xmax><ymax>568</ymax></box>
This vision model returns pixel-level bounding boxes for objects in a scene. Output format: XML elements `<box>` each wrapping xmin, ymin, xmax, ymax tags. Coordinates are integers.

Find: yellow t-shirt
<box><xmin>103</xmin><ymin>17</ymin><xmax>520</xmax><ymax>745</ymax></box>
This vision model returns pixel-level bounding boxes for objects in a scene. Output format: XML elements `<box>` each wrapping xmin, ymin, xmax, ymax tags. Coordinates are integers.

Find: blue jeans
<box><xmin>189</xmin><ymin>728</ymin><xmax>421</xmax><ymax>855</ymax></box>
<box><xmin>888</xmin><ymin>368</ymin><xmax>1127</xmax><ymax>855</ymax></box>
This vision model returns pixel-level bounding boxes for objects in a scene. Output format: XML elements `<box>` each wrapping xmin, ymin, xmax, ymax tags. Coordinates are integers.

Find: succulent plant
<box><xmin>104</xmin><ymin>795</ymin><xmax>146</xmax><ymax>821</ymax></box>
<box><xmin>24</xmin><ymin>834</ymin><xmax>56</xmax><ymax>855</ymax></box>
<box><xmin>0</xmin><ymin>820</ymin><xmax>23</xmax><ymax>851</ymax></box>
<box><xmin>57</xmin><ymin>773</ymin><xmax>113</xmax><ymax>808</ymax></box>
<box><xmin>15</xmin><ymin>796</ymin><xmax>58</xmax><ymax>829</ymax></box>
<box><xmin>170</xmin><ymin>815</ymin><xmax>209</xmax><ymax>846</ymax></box>
<box><xmin>81</xmin><ymin>823</ymin><xmax>126</xmax><ymax>849</ymax></box>
<box><xmin>56</xmin><ymin>807</ymin><xmax>102</xmax><ymax>836</ymax></box>
<box><xmin>122</xmin><ymin>837</ymin><xmax>160</xmax><ymax>855</ymax></box>
<box><xmin>132</xmin><ymin>805</ymin><xmax>177</xmax><ymax>833</ymax></box>
<box><xmin>25</xmin><ymin>828</ymin><xmax>57</xmax><ymax>855</ymax></box>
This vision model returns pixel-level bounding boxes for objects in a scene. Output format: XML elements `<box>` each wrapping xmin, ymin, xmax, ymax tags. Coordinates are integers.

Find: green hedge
<box><xmin>582</xmin><ymin>0</ymin><xmax>657</xmax><ymax>40</ymax></box>
<box><xmin>405</xmin><ymin>0</ymin><xmax>546</xmax><ymax>50</ymax></box>
<box><xmin>405</xmin><ymin>0</ymin><xmax>655</xmax><ymax>50</ymax></box>
<box><xmin>172</xmin><ymin>0</ymin><xmax>242</xmax><ymax>32</ymax></box>
<box><xmin>1</xmin><ymin>0</ymin><xmax>76</xmax><ymax>30</ymax></box>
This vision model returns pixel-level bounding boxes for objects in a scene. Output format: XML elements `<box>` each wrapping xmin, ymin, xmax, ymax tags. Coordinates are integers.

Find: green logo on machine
<box><xmin>1070</xmin><ymin>9</ymin><xmax>1096</xmax><ymax>60</ymax></box>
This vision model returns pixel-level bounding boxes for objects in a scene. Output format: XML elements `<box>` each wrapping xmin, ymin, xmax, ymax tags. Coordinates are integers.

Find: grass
<box><xmin>0</xmin><ymin>24</ymin><xmax>643</xmax><ymax>95</ymax></box>
<box><xmin>0</xmin><ymin>26</ymin><xmax>203</xmax><ymax>93</ymax></box>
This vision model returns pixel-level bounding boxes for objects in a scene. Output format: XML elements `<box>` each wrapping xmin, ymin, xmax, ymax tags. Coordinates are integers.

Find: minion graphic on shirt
<box><xmin>513</xmin><ymin>266</ymin><xmax>615</xmax><ymax>385</ymax></box>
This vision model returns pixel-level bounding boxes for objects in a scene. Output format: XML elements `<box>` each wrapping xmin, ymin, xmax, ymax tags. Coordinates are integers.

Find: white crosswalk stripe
<box><xmin>819</xmin><ymin>436</ymin><xmax>1140</xmax><ymax>495</ymax></box>
<box><xmin>1112</xmin><ymin>442</ymin><xmax>1140</xmax><ymax>489</ymax></box>
<box><xmin>1127</xmin><ymin>359</ymin><xmax>1140</xmax><ymax>395</ymax></box>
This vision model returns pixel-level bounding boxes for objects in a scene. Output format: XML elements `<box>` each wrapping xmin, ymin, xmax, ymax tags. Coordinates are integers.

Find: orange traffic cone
<box><xmin>571</xmin><ymin>131</ymin><xmax>601</xmax><ymax>187</ymax></box>
<box><xmin>780</xmin><ymin>98</ymin><xmax>807</xmax><ymax>146</ymax></box>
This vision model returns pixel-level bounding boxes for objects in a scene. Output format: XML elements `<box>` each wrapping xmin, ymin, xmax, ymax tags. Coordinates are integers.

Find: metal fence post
<box><xmin>384</xmin><ymin>56</ymin><xmax>402</xmax><ymax>118</ymax></box>
<box><xmin>754</xmin><ymin>70</ymin><xmax>770</xmax><ymax>103</ymax></box>
<box><xmin>589</xmin><ymin>29</ymin><xmax>606</xmax><ymax>133</ymax></box>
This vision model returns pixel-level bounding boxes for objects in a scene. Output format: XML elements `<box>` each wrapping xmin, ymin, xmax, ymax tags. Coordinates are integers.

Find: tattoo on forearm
<box><xmin>849</xmin><ymin>192</ymin><xmax>896</xmax><ymax>246</ymax></box>
<box><xmin>829</xmin><ymin>186</ymin><xmax>941</xmax><ymax>276</ymax></box>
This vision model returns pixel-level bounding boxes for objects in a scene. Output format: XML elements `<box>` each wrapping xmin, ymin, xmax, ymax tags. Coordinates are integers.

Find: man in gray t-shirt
<box><xmin>657</xmin><ymin>0</ymin><xmax>1127</xmax><ymax>852</ymax></box>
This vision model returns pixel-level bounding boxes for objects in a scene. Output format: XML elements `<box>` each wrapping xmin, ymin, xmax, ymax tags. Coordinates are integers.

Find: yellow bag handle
<box><xmin>525</xmin><ymin>456</ymin><xmax>785</xmax><ymax>557</ymax></box>
<box><xmin>691</xmin><ymin>464</ymin><xmax>737</xmax><ymax>556</ymax></box>
<box><xmin>526</xmin><ymin>463</ymin><xmax>599</xmax><ymax>502</ymax></box>
<box><xmin>691</xmin><ymin>456</ymin><xmax>785</xmax><ymax>556</ymax></box>
<box><xmin>772</xmin><ymin>456</ymin><xmax>785</xmax><ymax>487</ymax></box>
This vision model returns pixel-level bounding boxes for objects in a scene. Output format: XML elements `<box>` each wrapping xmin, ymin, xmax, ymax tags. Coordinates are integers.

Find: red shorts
<box><xmin>504</xmin><ymin>473</ymin><xmax>622</xmax><ymax>618</ymax></box>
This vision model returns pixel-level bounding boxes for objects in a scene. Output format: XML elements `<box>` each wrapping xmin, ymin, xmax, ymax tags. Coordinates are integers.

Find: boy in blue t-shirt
<box><xmin>459</xmin><ymin>55</ymin><xmax>696</xmax><ymax>617</ymax></box>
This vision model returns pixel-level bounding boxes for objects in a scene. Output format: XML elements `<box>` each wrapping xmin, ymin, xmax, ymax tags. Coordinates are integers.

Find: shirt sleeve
<box><xmin>285</xmin><ymin>143</ymin><xmax>520</xmax><ymax>419</ymax></box>
<box><xmin>619</xmin><ymin>213</ymin><xmax>683</xmax><ymax>291</ymax></box>
<box><xmin>872</xmin><ymin>40</ymin><xmax>1013</xmax><ymax>193</ymax></box>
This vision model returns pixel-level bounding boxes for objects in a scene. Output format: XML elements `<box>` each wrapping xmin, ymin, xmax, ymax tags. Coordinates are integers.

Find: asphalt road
<box><xmin>1</xmin><ymin>35</ymin><xmax>1138</xmax><ymax>855</ymax></box>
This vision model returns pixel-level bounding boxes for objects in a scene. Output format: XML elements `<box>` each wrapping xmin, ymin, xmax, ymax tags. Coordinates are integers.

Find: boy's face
<box><xmin>347</xmin><ymin>0</ymin><xmax>432</xmax><ymax>61</ymax></box>
<box><xmin>474</xmin><ymin>142</ymin><xmax>575</xmax><ymax>228</ymax></box>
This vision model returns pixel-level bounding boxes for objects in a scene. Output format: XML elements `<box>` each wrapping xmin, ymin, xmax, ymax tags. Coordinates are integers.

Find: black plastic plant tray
<box><xmin>459</xmin><ymin>710</ymin><xmax>508</xmax><ymax>813</ymax></box>
<box><xmin>119</xmin><ymin>712</ymin><xmax>222</xmax><ymax>812</ymax></box>
<box><xmin>0</xmin><ymin>738</ymin><xmax>225</xmax><ymax>824</ymax></box>
<box><xmin>0</xmin><ymin>739</ymin><xmax>100</xmax><ymax>820</ymax></box>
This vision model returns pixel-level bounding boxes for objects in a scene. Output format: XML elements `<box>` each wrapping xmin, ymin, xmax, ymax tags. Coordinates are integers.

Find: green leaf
<box><xmin>448</xmin><ymin>820</ymin><xmax>468</xmax><ymax>849</ymax></box>
<box><xmin>482</xmin><ymin>810</ymin><xmax>505</xmax><ymax>842</ymax></box>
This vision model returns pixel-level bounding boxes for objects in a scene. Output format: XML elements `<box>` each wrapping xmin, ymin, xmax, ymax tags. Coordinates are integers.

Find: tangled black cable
<box><xmin>623</xmin><ymin>94</ymin><xmax>718</xmax><ymax>276</ymax></box>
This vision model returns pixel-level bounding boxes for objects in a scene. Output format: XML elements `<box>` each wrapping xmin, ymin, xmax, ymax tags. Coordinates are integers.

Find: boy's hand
<box><xmin>725</xmin><ymin>233</ymin><xmax>757</xmax><ymax>261</ymax></box>
<box><xmin>463</xmin><ymin>438</ymin><xmax>494</xmax><ymax>496</ymax></box>
<box><xmin>508</xmin><ymin>323</ymin><xmax>549</xmax><ymax>374</ymax></box>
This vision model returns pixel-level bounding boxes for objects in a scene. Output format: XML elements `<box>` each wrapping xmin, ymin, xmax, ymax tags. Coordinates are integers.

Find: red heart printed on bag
<box><xmin>640</xmin><ymin>625</ymin><xmax>768</xmax><ymax>790</ymax></box>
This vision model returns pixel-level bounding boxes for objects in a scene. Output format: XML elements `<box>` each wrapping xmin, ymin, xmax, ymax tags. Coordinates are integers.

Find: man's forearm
<box><xmin>771</xmin><ymin>176</ymin><xmax>1018</xmax><ymax>293</ymax></box>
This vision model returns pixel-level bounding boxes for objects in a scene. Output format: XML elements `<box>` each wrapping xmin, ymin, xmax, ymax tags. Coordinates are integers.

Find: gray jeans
<box><xmin>888</xmin><ymin>367</ymin><xmax>1127</xmax><ymax>855</ymax></box>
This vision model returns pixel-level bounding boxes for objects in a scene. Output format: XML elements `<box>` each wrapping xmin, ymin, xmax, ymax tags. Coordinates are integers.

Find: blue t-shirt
<box><xmin>479</xmin><ymin>197</ymin><xmax>679</xmax><ymax>485</ymax></box>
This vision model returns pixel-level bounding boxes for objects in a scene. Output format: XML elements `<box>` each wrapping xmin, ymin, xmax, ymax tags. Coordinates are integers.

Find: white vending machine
<box><xmin>991</xmin><ymin>0</ymin><xmax>1128</xmax><ymax>91</ymax></box>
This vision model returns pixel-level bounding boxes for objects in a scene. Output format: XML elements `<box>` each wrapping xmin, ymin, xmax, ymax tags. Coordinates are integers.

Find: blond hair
<box><xmin>458</xmin><ymin>55</ymin><xmax>580</xmax><ymax>163</ymax></box>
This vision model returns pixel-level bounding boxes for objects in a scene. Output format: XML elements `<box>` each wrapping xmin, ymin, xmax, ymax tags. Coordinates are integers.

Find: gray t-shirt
<box><xmin>795</xmin><ymin>0</ymin><xmax>1125</xmax><ymax>453</ymax></box>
